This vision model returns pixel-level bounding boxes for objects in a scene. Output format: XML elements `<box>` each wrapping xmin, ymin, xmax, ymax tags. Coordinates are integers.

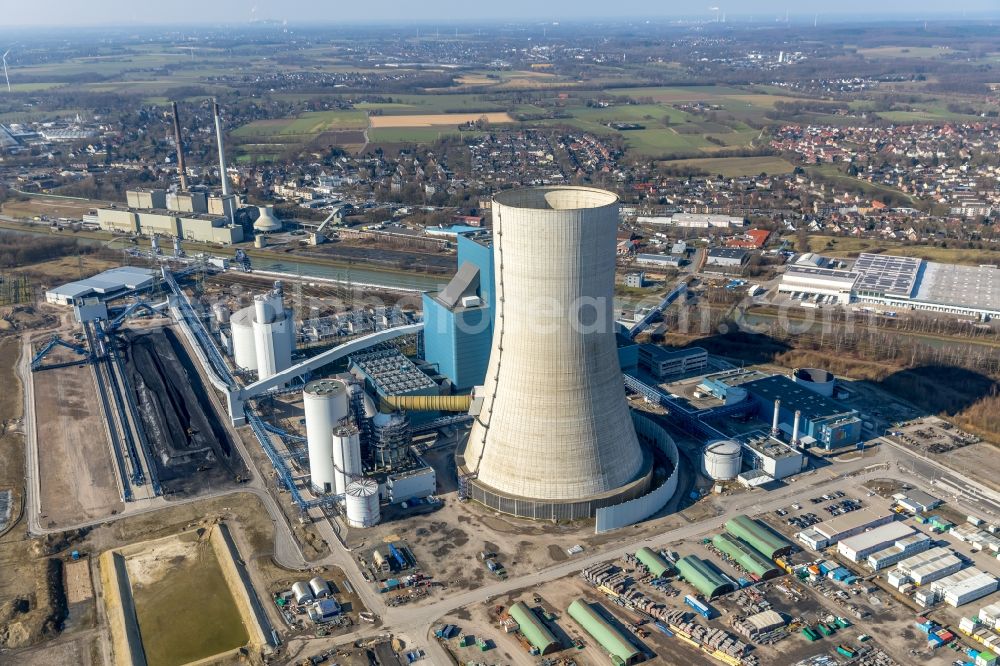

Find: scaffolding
<box><xmin>0</xmin><ymin>273</ymin><xmax>32</xmax><ymax>306</ymax></box>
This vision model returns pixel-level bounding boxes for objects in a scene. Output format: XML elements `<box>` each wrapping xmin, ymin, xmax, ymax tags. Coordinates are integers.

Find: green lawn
<box><xmin>369</xmin><ymin>127</ymin><xmax>476</xmax><ymax>143</ymax></box>
<box><xmin>659</xmin><ymin>156</ymin><xmax>795</xmax><ymax>177</ymax></box>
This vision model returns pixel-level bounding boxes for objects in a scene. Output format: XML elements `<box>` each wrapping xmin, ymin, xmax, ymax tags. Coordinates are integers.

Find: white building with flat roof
<box><xmin>837</xmin><ymin>522</ymin><xmax>916</xmax><ymax>563</ymax></box>
<box><xmin>887</xmin><ymin>546</ymin><xmax>964</xmax><ymax>588</ymax></box>
<box><xmin>866</xmin><ymin>532</ymin><xmax>932</xmax><ymax>571</ymax></box>
<box><xmin>812</xmin><ymin>508</ymin><xmax>896</xmax><ymax>545</ymax></box>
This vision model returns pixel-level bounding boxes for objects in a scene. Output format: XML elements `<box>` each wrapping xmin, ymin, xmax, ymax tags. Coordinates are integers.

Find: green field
<box><xmin>369</xmin><ymin>126</ymin><xmax>474</xmax><ymax>143</ymax></box>
<box><xmin>658</xmin><ymin>156</ymin><xmax>795</xmax><ymax>177</ymax></box>
<box><xmin>232</xmin><ymin>110</ymin><xmax>368</xmax><ymax>138</ymax></box>
<box><xmin>807</xmin><ymin>235</ymin><xmax>1000</xmax><ymax>266</ymax></box>
<box><xmin>857</xmin><ymin>46</ymin><xmax>954</xmax><ymax>59</ymax></box>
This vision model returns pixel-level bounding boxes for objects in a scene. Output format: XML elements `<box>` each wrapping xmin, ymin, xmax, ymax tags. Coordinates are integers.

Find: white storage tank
<box><xmin>702</xmin><ymin>439</ymin><xmax>743</xmax><ymax>480</ymax></box>
<box><xmin>230</xmin><ymin>306</ymin><xmax>257</xmax><ymax>371</ymax></box>
<box><xmin>292</xmin><ymin>581</ymin><xmax>313</xmax><ymax>604</ymax></box>
<box><xmin>333</xmin><ymin>424</ymin><xmax>363</xmax><ymax>496</ymax></box>
<box><xmin>308</xmin><ymin>576</ymin><xmax>330</xmax><ymax>598</ymax></box>
<box><xmin>304</xmin><ymin>379</ymin><xmax>350</xmax><ymax>494</ymax></box>
<box><xmin>345</xmin><ymin>478</ymin><xmax>380</xmax><ymax>528</ymax></box>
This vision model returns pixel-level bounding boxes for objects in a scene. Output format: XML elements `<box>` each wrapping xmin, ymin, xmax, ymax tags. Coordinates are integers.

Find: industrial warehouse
<box><xmin>778</xmin><ymin>251</ymin><xmax>1000</xmax><ymax>320</ymax></box>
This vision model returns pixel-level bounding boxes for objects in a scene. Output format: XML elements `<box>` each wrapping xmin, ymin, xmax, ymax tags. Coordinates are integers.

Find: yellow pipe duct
<box><xmin>380</xmin><ymin>394</ymin><xmax>472</xmax><ymax>413</ymax></box>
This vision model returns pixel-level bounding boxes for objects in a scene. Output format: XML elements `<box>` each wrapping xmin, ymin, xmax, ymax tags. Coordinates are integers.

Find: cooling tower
<box><xmin>459</xmin><ymin>186</ymin><xmax>652</xmax><ymax>521</ymax></box>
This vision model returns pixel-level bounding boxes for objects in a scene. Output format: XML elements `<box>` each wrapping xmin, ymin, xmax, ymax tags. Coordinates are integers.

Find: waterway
<box><xmin>1</xmin><ymin>224</ymin><xmax>446</xmax><ymax>292</ymax></box>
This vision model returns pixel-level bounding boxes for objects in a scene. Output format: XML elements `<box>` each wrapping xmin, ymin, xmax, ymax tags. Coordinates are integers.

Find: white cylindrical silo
<box><xmin>460</xmin><ymin>187</ymin><xmax>648</xmax><ymax>519</ymax></box>
<box><xmin>231</xmin><ymin>305</ymin><xmax>257</xmax><ymax>371</ymax></box>
<box><xmin>332</xmin><ymin>424</ymin><xmax>362</xmax><ymax>495</ymax></box>
<box><xmin>304</xmin><ymin>379</ymin><xmax>350</xmax><ymax>494</ymax></box>
<box><xmin>254</xmin><ymin>293</ymin><xmax>274</xmax><ymax>324</ymax></box>
<box><xmin>345</xmin><ymin>478</ymin><xmax>380</xmax><ymax>528</ymax></box>
<box><xmin>702</xmin><ymin>439</ymin><xmax>743</xmax><ymax>480</ymax></box>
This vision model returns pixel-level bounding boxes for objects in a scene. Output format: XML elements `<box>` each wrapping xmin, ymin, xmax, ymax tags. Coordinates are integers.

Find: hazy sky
<box><xmin>3</xmin><ymin>0</ymin><xmax>998</xmax><ymax>26</ymax></box>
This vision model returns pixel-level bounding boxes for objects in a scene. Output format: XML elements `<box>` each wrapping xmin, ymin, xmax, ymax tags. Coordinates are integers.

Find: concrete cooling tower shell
<box><xmin>459</xmin><ymin>186</ymin><xmax>652</xmax><ymax>521</ymax></box>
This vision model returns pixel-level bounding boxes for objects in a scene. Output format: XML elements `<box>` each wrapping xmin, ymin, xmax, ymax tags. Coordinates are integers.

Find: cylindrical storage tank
<box><xmin>230</xmin><ymin>305</ymin><xmax>257</xmax><ymax>371</ymax></box>
<box><xmin>254</xmin><ymin>294</ymin><xmax>275</xmax><ymax>324</ymax></box>
<box><xmin>462</xmin><ymin>187</ymin><xmax>647</xmax><ymax>516</ymax></box>
<box><xmin>291</xmin><ymin>581</ymin><xmax>313</xmax><ymax>604</ymax></box>
<box><xmin>332</xmin><ymin>424</ymin><xmax>362</xmax><ymax>495</ymax></box>
<box><xmin>702</xmin><ymin>439</ymin><xmax>743</xmax><ymax>481</ymax></box>
<box><xmin>304</xmin><ymin>379</ymin><xmax>350</xmax><ymax>494</ymax></box>
<box><xmin>254</xmin><ymin>235</ymin><xmax>267</xmax><ymax>248</ymax></box>
<box><xmin>308</xmin><ymin>576</ymin><xmax>330</xmax><ymax>598</ymax></box>
<box><xmin>792</xmin><ymin>367</ymin><xmax>836</xmax><ymax>397</ymax></box>
<box><xmin>724</xmin><ymin>386</ymin><xmax>748</xmax><ymax>406</ymax></box>
<box><xmin>345</xmin><ymin>478</ymin><xmax>380</xmax><ymax>528</ymax></box>
<box><xmin>213</xmin><ymin>302</ymin><xmax>230</xmax><ymax>324</ymax></box>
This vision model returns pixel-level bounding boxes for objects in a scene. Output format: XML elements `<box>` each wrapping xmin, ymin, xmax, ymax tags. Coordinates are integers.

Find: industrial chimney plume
<box><xmin>170</xmin><ymin>101</ymin><xmax>188</xmax><ymax>191</ymax></box>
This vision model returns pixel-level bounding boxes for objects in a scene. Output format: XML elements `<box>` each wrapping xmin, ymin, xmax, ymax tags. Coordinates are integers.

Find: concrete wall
<box><xmin>97</xmin><ymin>208</ymin><xmax>139</xmax><ymax>234</ymax></box>
<box><xmin>209</xmin><ymin>522</ymin><xmax>275</xmax><ymax>650</ymax></box>
<box><xmin>595</xmin><ymin>411</ymin><xmax>680</xmax><ymax>533</ymax></box>
<box><xmin>98</xmin><ymin>551</ymin><xmax>148</xmax><ymax>666</ymax></box>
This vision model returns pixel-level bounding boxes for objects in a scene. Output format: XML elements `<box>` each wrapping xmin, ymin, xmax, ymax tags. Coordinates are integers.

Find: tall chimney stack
<box><xmin>791</xmin><ymin>410</ymin><xmax>801</xmax><ymax>448</ymax></box>
<box><xmin>771</xmin><ymin>399</ymin><xmax>781</xmax><ymax>437</ymax></box>
<box><xmin>212</xmin><ymin>98</ymin><xmax>231</xmax><ymax>197</ymax></box>
<box><xmin>170</xmin><ymin>101</ymin><xmax>188</xmax><ymax>191</ymax></box>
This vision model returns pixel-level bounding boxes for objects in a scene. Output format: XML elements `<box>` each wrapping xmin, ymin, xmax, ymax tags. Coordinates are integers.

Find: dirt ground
<box><xmin>18</xmin><ymin>255</ymin><xmax>121</xmax><ymax>286</ymax></box>
<box><xmin>34</xmin><ymin>363</ymin><xmax>124</xmax><ymax>528</ymax></box>
<box><xmin>7</xmin><ymin>631</ymin><xmax>104</xmax><ymax>665</ymax></box>
<box><xmin>1</xmin><ymin>196</ymin><xmax>108</xmax><ymax>220</ymax></box>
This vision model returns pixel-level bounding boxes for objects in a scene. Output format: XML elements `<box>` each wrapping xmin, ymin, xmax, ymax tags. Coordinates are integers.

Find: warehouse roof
<box><xmin>839</xmin><ymin>522</ymin><xmax>915</xmax><ymax>554</ymax></box>
<box><xmin>893</xmin><ymin>489</ymin><xmax>942</xmax><ymax>511</ymax></box>
<box><xmin>853</xmin><ymin>253</ymin><xmax>921</xmax><ymax>298</ymax></box>
<box><xmin>712</xmin><ymin>533</ymin><xmax>780</xmax><ymax>579</ymax></box>
<box><xmin>783</xmin><ymin>265</ymin><xmax>860</xmax><ymax>286</ymax></box>
<box><xmin>746</xmin><ymin>609</ymin><xmax>785</xmax><ymax>632</ymax></box>
<box><xmin>932</xmin><ymin>567</ymin><xmax>997</xmax><ymax>597</ymax></box>
<box><xmin>676</xmin><ymin>555</ymin><xmax>735</xmax><ymax>599</ymax></box>
<box><xmin>508</xmin><ymin>602</ymin><xmax>559</xmax><ymax>655</ymax></box>
<box><xmin>635</xmin><ymin>547</ymin><xmax>671</xmax><ymax>578</ymax></box>
<box><xmin>45</xmin><ymin>266</ymin><xmax>155</xmax><ymax>302</ymax></box>
<box><xmin>896</xmin><ymin>546</ymin><xmax>962</xmax><ymax>576</ymax></box>
<box><xmin>567</xmin><ymin>599</ymin><xmax>640</xmax><ymax>664</ymax></box>
<box><xmin>814</xmin><ymin>508</ymin><xmax>894</xmax><ymax>541</ymax></box>
<box><xmin>724</xmin><ymin>514</ymin><xmax>793</xmax><ymax>559</ymax></box>
<box><xmin>742</xmin><ymin>375</ymin><xmax>857</xmax><ymax>423</ymax></box>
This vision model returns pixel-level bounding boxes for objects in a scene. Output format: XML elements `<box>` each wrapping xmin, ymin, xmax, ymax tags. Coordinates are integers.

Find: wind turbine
<box><xmin>2</xmin><ymin>50</ymin><xmax>10</xmax><ymax>93</ymax></box>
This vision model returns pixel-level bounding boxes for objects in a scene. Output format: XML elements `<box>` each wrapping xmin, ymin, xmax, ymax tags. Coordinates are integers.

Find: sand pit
<box><xmin>369</xmin><ymin>112</ymin><xmax>514</xmax><ymax>128</ymax></box>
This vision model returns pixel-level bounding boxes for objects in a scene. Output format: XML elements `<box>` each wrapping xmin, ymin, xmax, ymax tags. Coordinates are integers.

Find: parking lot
<box><xmin>774</xmin><ymin>491</ymin><xmax>864</xmax><ymax>531</ymax></box>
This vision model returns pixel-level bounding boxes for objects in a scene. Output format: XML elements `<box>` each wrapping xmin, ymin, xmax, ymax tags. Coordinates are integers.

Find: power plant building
<box><xmin>96</xmin><ymin>207</ymin><xmax>244</xmax><ymax>244</ymax></box>
<box><xmin>741</xmin><ymin>375</ymin><xmax>861</xmax><ymax>449</ymax></box>
<box><xmin>458</xmin><ymin>187</ymin><xmax>653</xmax><ymax>520</ymax></box>
<box><xmin>422</xmin><ymin>232</ymin><xmax>494</xmax><ymax>390</ymax></box>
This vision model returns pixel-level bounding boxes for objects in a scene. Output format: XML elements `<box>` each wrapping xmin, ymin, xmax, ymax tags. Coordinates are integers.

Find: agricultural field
<box><xmin>369</xmin><ymin>112</ymin><xmax>514</xmax><ymax>128</ymax></box>
<box><xmin>807</xmin><ymin>234</ymin><xmax>1000</xmax><ymax>266</ymax></box>
<box><xmin>856</xmin><ymin>45</ymin><xmax>955</xmax><ymax>59</ymax></box>
<box><xmin>368</xmin><ymin>127</ymin><xmax>476</xmax><ymax>144</ymax></box>
<box><xmin>232</xmin><ymin>110</ymin><xmax>368</xmax><ymax>138</ymax></box>
<box><xmin>657</xmin><ymin>155</ymin><xmax>795</xmax><ymax>177</ymax></box>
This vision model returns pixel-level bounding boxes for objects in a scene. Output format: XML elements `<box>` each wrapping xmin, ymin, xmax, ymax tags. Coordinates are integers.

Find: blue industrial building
<box><xmin>742</xmin><ymin>375</ymin><xmax>862</xmax><ymax>449</ymax></box>
<box><xmin>699</xmin><ymin>370</ymin><xmax>861</xmax><ymax>449</ymax></box>
<box><xmin>422</xmin><ymin>232</ymin><xmax>494</xmax><ymax>390</ymax></box>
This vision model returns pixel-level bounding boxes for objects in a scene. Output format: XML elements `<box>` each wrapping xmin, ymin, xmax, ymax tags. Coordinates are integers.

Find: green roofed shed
<box><xmin>724</xmin><ymin>514</ymin><xmax>792</xmax><ymax>559</ymax></box>
<box><xmin>712</xmin><ymin>533</ymin><xmax>781</xmax><ymax>579</ymax></box>
<box><xmin>675</xmin><ymin>555</ymin><xmax>734</xmax><ymax>599</ymax></box>
<box><xmin>635</xmin><ymin>547</ymin><xmax>671</xmax><ymax>578</ymax></box>
<box><xmin>508</xmin><ymin>602</ymin><xmax>559</xmax><ymax>655</ymax></box>
<box><xmin>567</xmin><ymin>599</ymin><xmax>641</xmax><ymax>665</ymax></box>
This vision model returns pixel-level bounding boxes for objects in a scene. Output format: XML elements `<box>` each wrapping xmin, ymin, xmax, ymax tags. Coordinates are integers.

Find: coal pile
<box><xmin>125</xmin><ymin>328</ymin><xmax>247</xmax><ymax>495</ymax></box>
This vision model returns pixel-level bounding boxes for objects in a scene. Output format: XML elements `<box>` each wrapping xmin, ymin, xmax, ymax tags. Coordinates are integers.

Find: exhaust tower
<box><xmin>458</xmin><ymin>186</ymin><xmax>652</xmax><ymax>520</ymax></box>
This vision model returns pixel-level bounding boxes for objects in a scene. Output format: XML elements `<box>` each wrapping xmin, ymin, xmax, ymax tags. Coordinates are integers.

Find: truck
<box><xmin>684</xmin><ymin>595</ymin><xmax>713</xmax><ymax>619</ymax></box>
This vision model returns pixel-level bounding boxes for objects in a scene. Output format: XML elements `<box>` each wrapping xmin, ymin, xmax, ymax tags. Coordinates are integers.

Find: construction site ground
<box><xmin>33</xmin><ymin>360</ymin><xmax>123</xmax><ymax>528</ymax></box>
